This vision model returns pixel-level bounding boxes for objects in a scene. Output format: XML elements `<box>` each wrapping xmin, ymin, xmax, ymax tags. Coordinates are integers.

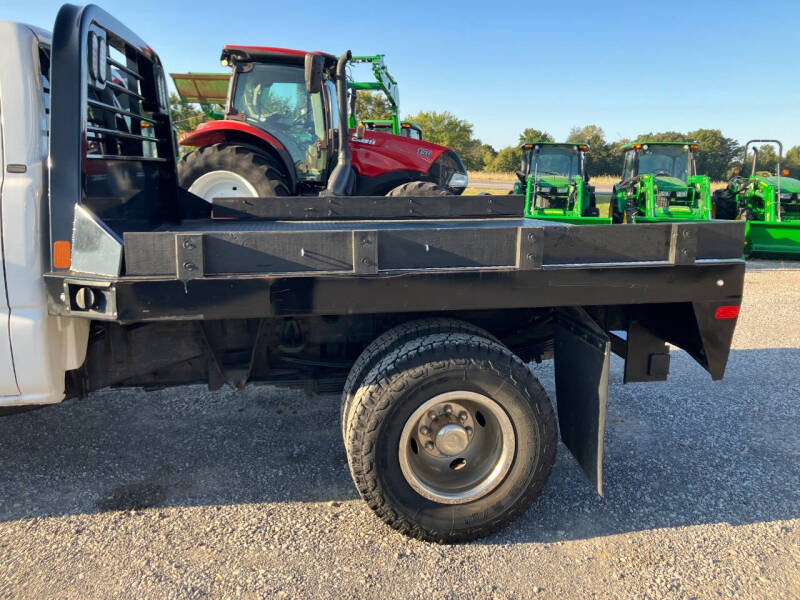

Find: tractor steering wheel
<box><xmin>651</xmin><ymin>169</ymin><xmax>671</xmax><ymax>177</ymax></box>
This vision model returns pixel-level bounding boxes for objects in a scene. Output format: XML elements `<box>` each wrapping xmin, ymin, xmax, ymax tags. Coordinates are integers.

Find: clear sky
<box><xmin>3</xmin><ymin>0</ymin><xmax>798</xmax><ymax>150</ymax></box>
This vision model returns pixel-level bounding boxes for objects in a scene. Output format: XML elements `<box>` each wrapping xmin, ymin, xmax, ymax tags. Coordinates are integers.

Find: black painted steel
<box><xmin>50</xmin><ymin>3</ymin><xmax>178</xmax><ymax>266</ymax></box>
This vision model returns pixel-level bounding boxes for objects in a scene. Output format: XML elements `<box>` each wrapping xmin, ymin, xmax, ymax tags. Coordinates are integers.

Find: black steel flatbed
<box><xmin>45</xmin><ymin>213</ymin><xmax>746</xmax><ymax>324</ymax></box>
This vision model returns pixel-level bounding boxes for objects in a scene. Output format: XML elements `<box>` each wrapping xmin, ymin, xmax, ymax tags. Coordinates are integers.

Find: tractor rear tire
<box><xmin>344</xmin><ymin>332</ymin><xmax>556</xmax><ymax>543</ymax></box>
<box><xmin>386</xmin><ymin>181</ymin><xmax>450</xmax><ymax>196</ymax></box>
<box><xmin>712</xmin><ymin>188</ymin><xmax>738</xmax><ymax>220</ymax></box>
<box><xmin>178</xmin><ymin>143</ymin><xmax>291</xmax><ymax>202</ymax></box>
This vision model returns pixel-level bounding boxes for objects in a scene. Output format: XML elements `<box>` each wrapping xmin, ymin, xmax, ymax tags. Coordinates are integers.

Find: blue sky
<box><xmin>3</xmin><ymin>0</ymin><xmax>799</xmax><ymax>150</ymax></box>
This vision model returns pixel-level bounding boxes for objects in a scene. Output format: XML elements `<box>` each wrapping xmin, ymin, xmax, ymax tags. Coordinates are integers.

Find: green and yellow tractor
<box><xmin>515</xmin><ymin>142</ymin><xmax>610</xmax><ymax>224</ymax></box>
<box><xmin>609</xmin><ymin>141</ymin><xmax>711</xmax><ymax>223</ymax></box>
<box><xmin>713</xmin><ymin>139</ymin><xmax>800</xmax><ymax>257</ymax></box>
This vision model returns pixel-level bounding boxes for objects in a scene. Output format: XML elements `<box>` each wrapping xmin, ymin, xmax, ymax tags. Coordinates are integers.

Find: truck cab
<box><xmin>0</xmin><ymin>22</ymin><xmax>88</xmax><ymax>406</ymax></box>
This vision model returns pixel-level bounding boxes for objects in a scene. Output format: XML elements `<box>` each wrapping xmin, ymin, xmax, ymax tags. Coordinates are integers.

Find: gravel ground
<box><xmin>1</xmin><ymin>262</ymin><xmax>798</xmax><ymax>599</ymax></box>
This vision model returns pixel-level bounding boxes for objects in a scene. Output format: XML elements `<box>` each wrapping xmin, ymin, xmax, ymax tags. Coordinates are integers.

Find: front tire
<box><xmin>178</xmin><ymin>143</ymin><xmax>291</xmax><ymax>202</ymax></box>
<box><xmin>712</xmin><ymin>188</ymin><xmax>738</xmax><ymax>220</ymax></box>
<box><xmin>386</xmin><ymin>181</ymin><xmax>450</xmax><ymax>196</ymax></box>
<box><xmin>345</xmin><ymin>332</ymin><xmax>556</xmax><ymax>543</ymax></box>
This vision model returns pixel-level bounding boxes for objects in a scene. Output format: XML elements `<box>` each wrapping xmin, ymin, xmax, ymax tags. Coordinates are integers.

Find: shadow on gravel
<box><xmin>0</xmin><ymin>348</ymin><xmax>797</xmax><ymax>546</ymax></box>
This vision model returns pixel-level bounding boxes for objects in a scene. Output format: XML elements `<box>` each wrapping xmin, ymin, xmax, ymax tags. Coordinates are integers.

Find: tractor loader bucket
<box><xmin>745</xmin><ymin>221</ymin><xmax>800</xmax><ymax>257</ymax></box>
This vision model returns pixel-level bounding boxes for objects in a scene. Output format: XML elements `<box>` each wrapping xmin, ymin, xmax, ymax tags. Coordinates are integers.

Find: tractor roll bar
<box><xmin>745</xmin><ymin>140</ymin><xmax>783</xmax><ymax>222</ymax></box>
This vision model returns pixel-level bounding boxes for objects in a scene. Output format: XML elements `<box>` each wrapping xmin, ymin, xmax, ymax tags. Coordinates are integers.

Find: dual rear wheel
<box><xmin>342</xmin><ymin>321</ymin><xmax>557</xmax><ymax>542</ymax></box>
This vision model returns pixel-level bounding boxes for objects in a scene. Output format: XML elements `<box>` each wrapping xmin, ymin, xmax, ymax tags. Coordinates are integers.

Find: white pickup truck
<box><xmin>0</xmin><ymin>5</ymin><xmax>745</xmax><ymax>542</ymax></box>
<box><xmin>0</xmin><ymin>21</ymin><xmax>88</xmax><ymax>406</ymax></box>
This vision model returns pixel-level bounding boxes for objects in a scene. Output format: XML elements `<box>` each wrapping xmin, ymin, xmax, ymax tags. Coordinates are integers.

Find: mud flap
<box><xmin>553</xmin><ymin>307</ymin><xmax>611</xmax><ymax>496</ymax></box>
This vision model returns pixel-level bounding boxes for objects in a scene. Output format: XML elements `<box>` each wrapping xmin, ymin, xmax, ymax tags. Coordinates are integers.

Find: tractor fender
<box><xmin>179</xmin><ymin>120</ymin><xmax>297</xmax><ymax>192</ymax></box>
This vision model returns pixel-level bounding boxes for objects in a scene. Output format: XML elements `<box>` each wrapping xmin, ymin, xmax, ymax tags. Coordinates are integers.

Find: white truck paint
<box><xmin>0</xmin><ymin>22</ymin><xmax>88</xmax><ymax>406</ymax></box>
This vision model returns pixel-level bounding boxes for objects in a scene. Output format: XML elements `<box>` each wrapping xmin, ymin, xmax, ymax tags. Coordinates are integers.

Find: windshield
<box><xmin>232</xmin><ymin>63</ymin><xmax>326</xmax><ymax>180</ymax></box>
<box><xmin>532</xmin><ymin>147</ymin><xmax>580</xmax><ymax>179</ymax></box>
<box><xmin>636</xmin><ymin>146</ymin><xmax>690</xmax><ymax>181</ymax></box>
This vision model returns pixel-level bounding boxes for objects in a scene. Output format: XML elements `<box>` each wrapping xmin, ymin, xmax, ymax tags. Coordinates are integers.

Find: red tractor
<box><xmin>177</xmin><ymin>47</ymin><xmax>468</xmax><ymax>203</ymax></box>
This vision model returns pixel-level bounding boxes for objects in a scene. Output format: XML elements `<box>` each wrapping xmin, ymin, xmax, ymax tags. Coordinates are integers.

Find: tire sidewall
<box><xmin>368</xmin><ymin>354</ymin><xmax>546</xmax><ymax>535</ymax></box>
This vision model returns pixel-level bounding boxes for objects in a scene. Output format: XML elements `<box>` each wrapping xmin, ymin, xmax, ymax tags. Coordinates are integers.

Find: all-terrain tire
<box><xmin>344</xmin><ymin>332</ymin><xmax>556</xmax><ymax>543</ymax></box>
<box><xmin>178</xmin><ymin>143</ymin><xmax>291</xmax><ymax>200</ymax></box>
<box><xmin>712</xmin><ymin>188</ymin><xmax>739</xmax><ymax>220</ymax></box>
<box><xmin>340</xmin><ymin>319</ymin><xmax>500</xmax><ymax>439</ymax></box>
<box><xmin>386</xmin><ymin>181</ymin><xmax>450</xmax><ymax>196</ymax></box>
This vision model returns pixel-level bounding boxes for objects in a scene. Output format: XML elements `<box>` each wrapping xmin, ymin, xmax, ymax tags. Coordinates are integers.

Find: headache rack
<box><xmin>49</xmin><ymin>3</ymin><xmax>179</xmax><ymax>270</ymax></box>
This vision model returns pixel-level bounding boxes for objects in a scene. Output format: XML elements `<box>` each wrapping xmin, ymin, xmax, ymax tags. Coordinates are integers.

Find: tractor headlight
<box><xmin>780</xmin><ymin>192</ymin><xmax>791</xmax><ymax>200</ymax></box>
<box><xmin>658</xmin><ymin>191</ymin><xmax>671</xmax><ymax>197</ymax></box>
<box><xmin>675</xmin><ymin>191</ymin><xmax>687</xmax><ymax>198</ymax></box>
<box><xmin>556</xmin><ymin>187</ymin><xmax>568</xmax><ymax>193</ymax></box>
<box><xmin>448</xmin><ymin>172</ymin><xmax>468</xmax><ymax>188</ymax></box>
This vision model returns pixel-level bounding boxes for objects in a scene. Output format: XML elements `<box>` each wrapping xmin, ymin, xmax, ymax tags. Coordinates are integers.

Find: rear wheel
<box><xmin>344</xmin><ymin>332</ymin><xmax>556</xmax><ymax>543</ymax></box>
<box><xmin>178</xmin><ymin>143</ymin><xmax>291</xmax><ymax>202</ymax></box>
<box><xmin>386</xmin><ymin>181</ymin><xmax>450</xmax><ymax>196</ymax></box>
<box><xmin>340</xmin><ymin>318</ymin><xmax>500</xmax><ymax>439</ymax></box>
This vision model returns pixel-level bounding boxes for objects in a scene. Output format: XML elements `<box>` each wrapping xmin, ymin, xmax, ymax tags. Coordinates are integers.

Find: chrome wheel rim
<box><xmin>398</xmin><ymin>391</ymin><xmax>515</xmax><ymax>504</ymax></box>
<box><xmin>188</xmin><ymin>170</ymin><xmax>258</xmax><ymax>203</ymax></box>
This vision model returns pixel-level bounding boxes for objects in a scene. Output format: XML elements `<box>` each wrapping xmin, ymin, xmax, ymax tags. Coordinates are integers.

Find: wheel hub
<box><xmin>398</xmin><ymin>391</ymin><xmax>516</xmax><ymax>504</ymax></box>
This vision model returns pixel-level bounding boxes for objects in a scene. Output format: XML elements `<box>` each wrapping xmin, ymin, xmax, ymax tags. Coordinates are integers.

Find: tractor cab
<box><xmin>611</xmin><ymin>141</ymin><xmax>711</xmax><ymax>223</ymax></box>
<box><xmin>517</xmin><ymin>142</ymin><xmax>608</xmax><ymax>224</ymax></box>
<box><xmin>221</xmin><ymin>47</ymin><xmax>338</xmax><ymax>188</ymax></box>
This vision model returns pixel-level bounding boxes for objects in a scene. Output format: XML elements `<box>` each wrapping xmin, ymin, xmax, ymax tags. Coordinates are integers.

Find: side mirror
<box><xmin>304</xmin><ymin>53</ymin><xmax>324</xmax><ymax>94</ymax></box>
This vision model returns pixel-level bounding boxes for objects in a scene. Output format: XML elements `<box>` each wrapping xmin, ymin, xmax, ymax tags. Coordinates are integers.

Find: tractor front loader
<box><xmin>515</xmin><ymin>142</ymin><xmax>610</xmax><ymax>224</ymax></box>
<box><xmin>713</xmin><ymin>140</ymin><xmax>800</xmax><ymax>257</ymax></box>
<box><xmin>610</xmin><ymin>142</ymin><xmax>711</xmax><ymax>224</ymax></box>
<box><xmin>345</xmin><ymin>54</ymin><xmax>423</xmax><ymax>139</ymax></box>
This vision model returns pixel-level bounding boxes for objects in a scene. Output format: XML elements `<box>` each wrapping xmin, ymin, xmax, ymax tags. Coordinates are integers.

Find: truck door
<box><xmin>0</xmin><ymin>112</ymin><xmax>21</xmax><ymax>396</ymax></box>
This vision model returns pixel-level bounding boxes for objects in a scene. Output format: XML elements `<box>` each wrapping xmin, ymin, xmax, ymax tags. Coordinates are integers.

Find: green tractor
<box><xmin>713</xmin><ymin>139</ymin><xmax>800</xmax><ymax>257</ymax></box>
<box><xmin>514</xmin><ymin>142</ymin><xmax>609</xmax><ymax>224</ymax></box>
<box><xmin>361</xmin><ymin>119</ymin><xmax>423</xmax><ymax>139</ymax></box>
<box><xmin>609</xmin><ymin>141</ymin><xmax>712</xmax><ymax>223</ymax></box>
<box><xmin>170</xmin><ymin>72</ymin><xmax>229</xmax><ymax>118</ymax></box>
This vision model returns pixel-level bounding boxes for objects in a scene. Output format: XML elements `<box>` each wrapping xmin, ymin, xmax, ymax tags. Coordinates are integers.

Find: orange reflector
<box><xmin>401</xmin><ymin>122</ymin><xmax>410</xmax><ymax>128</ymax></box>
<box><xmin>633</xmin><ymin>143</ymin><xmax>642</xmax><ymax>149</ymax></box>
<box><xmin>53</xmin><ymin>241</ymin><xmax>71</xmax><ymax>269</ymax></box>
<box><xmin>690</xmin><ymin>144</ymin><xmax>699</xmax><ymax>150</ymax></box>
<box><xmin>714</xmin><ymin>305</ymin><xmax>740</xmax><ymax>319</ymax></box>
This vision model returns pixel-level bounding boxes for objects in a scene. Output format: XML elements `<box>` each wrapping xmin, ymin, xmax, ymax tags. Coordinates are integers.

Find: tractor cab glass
<box><xmin>526</xmin><ymin>146</ymin><xmax>581</xmax><ymax>179</ymax></box>
<box><xmin>630</xmin><ymin>145</ymin><xmax>692</xmax><ymax>181</ymax></box>
<box><xmin>232</xmin><ymin>63</ymin><xmax>327</xmax><ymax>181</ymax></box>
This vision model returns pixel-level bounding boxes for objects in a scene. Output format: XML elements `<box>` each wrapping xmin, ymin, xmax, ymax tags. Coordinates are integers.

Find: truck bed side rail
<box><xmin>49</xmin><ymin>3</ymin><xmax>178</xmax><ymax>270</ymax></box>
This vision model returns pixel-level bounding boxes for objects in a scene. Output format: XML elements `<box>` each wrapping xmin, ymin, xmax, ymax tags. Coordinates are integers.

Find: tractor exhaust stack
<box><xmin>321</xmin><ymin>50</ymin><xmax>354</xmax><ymax>196</ymax></box>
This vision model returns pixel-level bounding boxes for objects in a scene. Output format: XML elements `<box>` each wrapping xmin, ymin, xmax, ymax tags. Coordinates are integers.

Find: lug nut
<box><xmin>443</xmin><ymin>405</ymin><xmax>452</xmax><ymax>415</ymax></box>
<box><xmin>428</xmin><ymin>411</ymin><xmax>437</xmax><ymax>421</ymax></box>
<box><xmin>458</xmin><ymin>411</ymin><xmax>468</xmax><ymax>422</ymax></box>
<box><xmin>424</xmin><ymin>441</ymin><xmax>435</xmax><ymax>451</ymax></box>
<box><xmin>465</xmin><ymin>426</ymin><xmax>473</xmax><ymax>436</ymax></box>
<box><xmin>420</xmin><ymin>426</ymin><xmax>429</xmax><ymax>435</ymax></box>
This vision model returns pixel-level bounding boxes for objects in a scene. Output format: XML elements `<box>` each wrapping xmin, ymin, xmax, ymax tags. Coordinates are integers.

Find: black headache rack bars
<box><xmin>49</xmin><ymin>3</ymin><xmax>179</xmax><ymax>271</ymax></box>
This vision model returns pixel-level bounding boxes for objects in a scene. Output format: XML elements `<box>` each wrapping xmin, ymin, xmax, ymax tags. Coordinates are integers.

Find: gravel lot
<box><xmin>1</xmin><ymin>262</ymin><xmax>798</xmax><ymax>599</ymax></box>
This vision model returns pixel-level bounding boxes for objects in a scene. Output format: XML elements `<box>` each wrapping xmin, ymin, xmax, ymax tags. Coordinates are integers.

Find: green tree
<box><xmin>687</xmin><ymin>129</ymin><xmax>741</xmax><ymax>181</ymax></box>
<box><xmin>634</xmin><ymin>131</ymin><xmax>686</xmax><ymax>143</ymax></box>
<box><xmin>169</xmin><ymin>93</ymin><xmax>210</xmax><ymax>137</ymax></box>
<box><xmin>354</xmin><ymin>91</ymin><xmax>393</xmax><ymax>121</ymax></box>
<box><xmin>567</xmin><ymin>124</ymin><xmax>615</xmax><ymax>177</ymax></box>
<box><xmin>406</xmin><ymin>110</ymin><xmax>485</xmax><ymax>170</ymax></box>
<box><xmin>784</xmin><ymin>145</ymin><xmax>800</xmax><ymax>178</ymax></box>
<box><xmin>486</xmin><ymin>146</ymin><xmax>522</xmax><ymax>172</ymax></box>
<box><xmin>518</xmin><ymin>128</ymin><xmax>554</xmax><ymax>145</ymax></box>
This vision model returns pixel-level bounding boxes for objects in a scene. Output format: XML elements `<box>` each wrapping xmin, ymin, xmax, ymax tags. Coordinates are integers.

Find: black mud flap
<box><xmin>554</xmin><ymin>307</ymin><xmax>611</xmax><ymax>496</ymax></box>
